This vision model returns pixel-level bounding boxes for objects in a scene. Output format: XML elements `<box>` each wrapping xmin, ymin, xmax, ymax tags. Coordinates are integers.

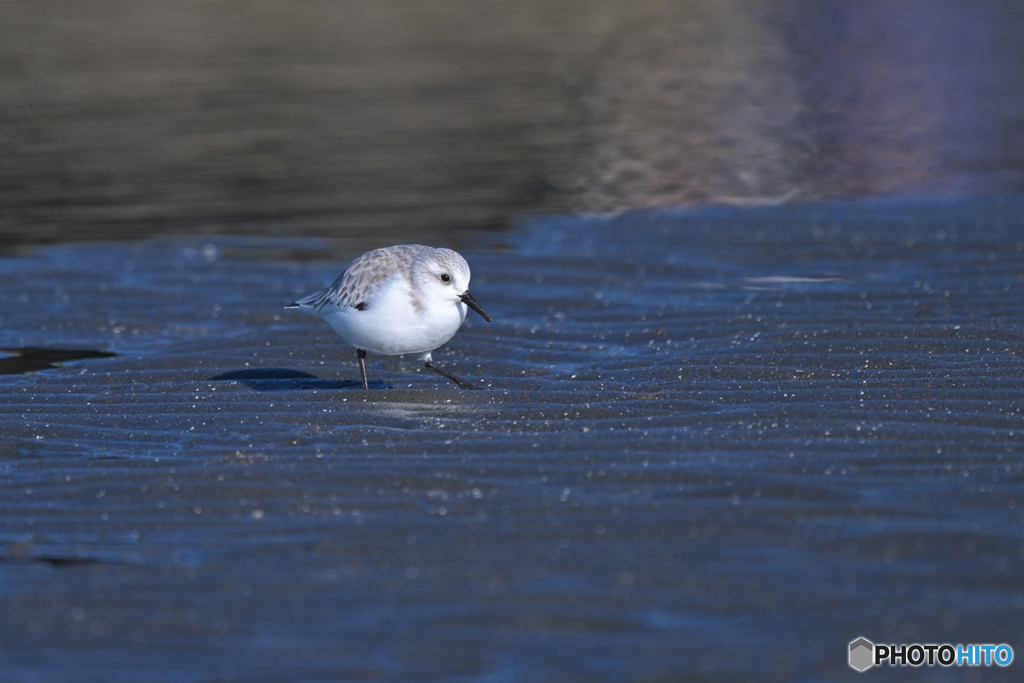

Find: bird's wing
<box><xmin>289</xmin><ymin>245</ymin><xmax>428</xmax><ymax>312</ymax></box>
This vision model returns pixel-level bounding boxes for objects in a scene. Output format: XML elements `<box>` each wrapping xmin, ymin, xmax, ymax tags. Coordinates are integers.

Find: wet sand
<box><xmin>3</xmin><ymin>197</ymin><xmax>1024</xmax><ymax>681</ymax></box>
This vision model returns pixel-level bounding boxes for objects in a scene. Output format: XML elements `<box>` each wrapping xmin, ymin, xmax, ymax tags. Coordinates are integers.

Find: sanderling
<box><xmin>286</xmin><ymin>244</ymin><xmax>492</xmax><ymax>390</ymax></box>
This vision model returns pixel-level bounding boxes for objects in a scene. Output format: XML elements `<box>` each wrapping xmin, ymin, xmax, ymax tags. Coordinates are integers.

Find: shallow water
<box><xmin>3</xmin><ymin>0</ymin><xmax>1024</xmax><ymax>250</ymax></box>
<box><xmin>2</xmin><ymin>196</ymin><xmax>1024</xmax><ymax>681</ymax></box>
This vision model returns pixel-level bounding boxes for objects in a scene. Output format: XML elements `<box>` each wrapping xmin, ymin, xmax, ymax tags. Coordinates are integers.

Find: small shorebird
<box><xmin>286</xmin><ymin>245</ymin><xmax>492</xmax><ymax>390</ymax></box>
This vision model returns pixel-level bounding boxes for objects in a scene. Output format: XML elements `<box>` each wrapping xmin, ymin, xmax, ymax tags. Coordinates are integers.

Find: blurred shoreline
<box><xmin>1</xmin><ymin>1</ymin><xmax>1023</xmax><ymax>251</ymax></box>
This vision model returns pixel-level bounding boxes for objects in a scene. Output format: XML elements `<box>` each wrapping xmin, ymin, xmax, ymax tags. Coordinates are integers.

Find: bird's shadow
<box><xmin>208</xmin><ymin>368</ymin><xmax>388</xmax><ymax>392</ymax></box>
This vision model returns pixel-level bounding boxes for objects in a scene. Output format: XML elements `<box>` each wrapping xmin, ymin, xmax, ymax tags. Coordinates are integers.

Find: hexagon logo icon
<box><xmin>849</xmin><ymin>637</ymin><xmax>874</xmax><ymax>672</ymax></box>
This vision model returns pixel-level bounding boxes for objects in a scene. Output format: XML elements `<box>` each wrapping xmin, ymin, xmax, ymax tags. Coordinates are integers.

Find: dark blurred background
<box><xmin>2</xmin><ymin>0</ymin><xmax>1023</xmax><ymax>250</ymax></box>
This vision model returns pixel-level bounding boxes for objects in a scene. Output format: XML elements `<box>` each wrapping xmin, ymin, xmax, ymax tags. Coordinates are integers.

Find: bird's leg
<box><xmin>424</xmin><ymin>361</ymin><xmax>483</xmax><ymax>390</ymax></box>
<box><xmin>356</xmin><ymin>349</ymin><xmax>369</xmax><ymax>390</ymax></box>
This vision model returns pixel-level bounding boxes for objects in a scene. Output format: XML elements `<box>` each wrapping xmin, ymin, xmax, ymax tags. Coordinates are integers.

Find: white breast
<box><xmin>319</xmin><ymin>276</ymin><xmax>468</xmax><ymax>356</ymax></box>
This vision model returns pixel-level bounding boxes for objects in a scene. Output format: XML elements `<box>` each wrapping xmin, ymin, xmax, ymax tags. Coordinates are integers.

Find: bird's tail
<box><xmin>285</xmin><ymin>289</ymin><xmax>326</xmax><ymax>313</ymax></box>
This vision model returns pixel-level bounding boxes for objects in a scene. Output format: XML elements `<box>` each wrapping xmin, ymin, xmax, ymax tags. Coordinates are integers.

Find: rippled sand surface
<box><xmin>2</xmin><ymin>197</ymin><xmax>1023</xmax><ymax>681</ymax></box>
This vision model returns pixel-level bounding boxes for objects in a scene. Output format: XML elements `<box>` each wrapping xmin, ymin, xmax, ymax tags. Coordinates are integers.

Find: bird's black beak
<box><xmin>460</xmin><ymin>291</ymin><xmax>492</xmax><ymax>322</ymax></box>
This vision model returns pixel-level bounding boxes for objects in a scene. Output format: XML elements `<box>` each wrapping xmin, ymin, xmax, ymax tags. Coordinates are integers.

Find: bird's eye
<box><xmin>440</xmin><ymin>273</ymin><xmax>451</xmax><ymax>283</ymax></box>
